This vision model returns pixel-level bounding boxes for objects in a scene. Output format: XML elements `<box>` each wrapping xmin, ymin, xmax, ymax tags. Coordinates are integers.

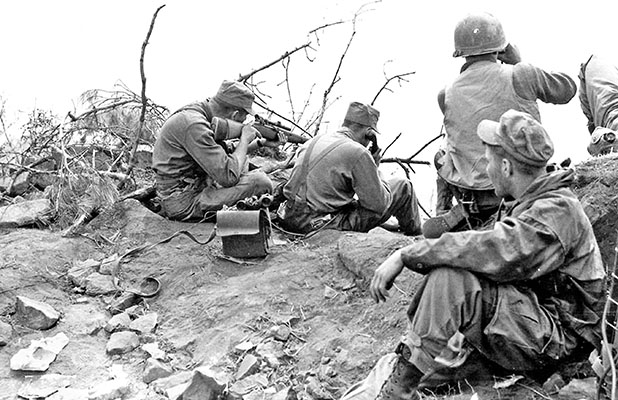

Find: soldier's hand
<box><xmin>498</xmin><ymin>43</ymin><xmax>521</xmax><ymax>65</ymax></box>
<box><xmin>370</xmin><ymin>250</ymin><xmax>404</xmax><ymax>303</ymax></box>
<box><xmin>371</xmin><ymin>146</ymin><xmax>382</xmax><ymax>165</ymax></box>
<box><xmin>240</xmin><ymin>124</ymin><xmax>259</xmax><ymax>145</ymax></box>
<box><xmin>261</xmin><ymin>131</ymin><xmax>288</xmax><ymax>149</ymax></box>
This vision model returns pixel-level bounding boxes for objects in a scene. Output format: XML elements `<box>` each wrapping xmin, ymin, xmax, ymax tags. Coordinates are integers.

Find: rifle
<box><xmin>211</xmin><ymin>116</ymin><xmax>308</xmax><ymax>144</ymax></box>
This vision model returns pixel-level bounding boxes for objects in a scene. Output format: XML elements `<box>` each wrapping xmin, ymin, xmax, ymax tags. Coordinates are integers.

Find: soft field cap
<box><xmin>477</xmin><ymin>109</ymin><xmax>554</xmax><ymax>167</ymax></box>
<box><xmin>344</xmin><ymin>102</ymin><xmax>380</xmax><ymax>133</ymax></box>
<box><xmin>214</xmin><ymin>80</ymin><xmax>255</xmax><ymax>115</ymax></box>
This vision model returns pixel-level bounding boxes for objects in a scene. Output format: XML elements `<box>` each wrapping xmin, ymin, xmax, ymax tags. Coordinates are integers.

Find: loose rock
<box><xmin>234</xmin><ymin>340</ymin><xmax>256</xmax><ymax>353</ymax></box>
<box><xmin>99</xmin><ymin>254</ymin><xmax>121</xmax><ymax>275</ymax></box>
<box><xmin>10</xmin><ymin>332</ymin><xmax>70</xmax><ymax>371</ymax></box>
<box><xmin>230</xmin><ymin>373</ymin><xmax>269</xmax><ymax>397</ymax></box>
<box><xmin>0</xmin><ymin>198</ymin><xmax>53</xmax><ymax>228</ymax></box>
<box><xmin>272</xmin><ymin>387</ymin><xmax>297</xmax><ymax>400</ymax></box>
<box><xmin>85</xmin><ymin>273</ymin><xmax>117</xmax><ymax>296</ymax></box>
<box><xmin>105</xmin><ymin>312</ymin><xmax>131</xmax><ymax>333</ymax></box>
<box><xmin>143</xmin><ymin>342</ymin><xmax>167</xmax><ymax>360</ymax></box>
<box><xmin>149</xmin><ymin>370</ymin><xmax>193</xmax><ymax>394</ymax></box>
<box><xmin>0</xmin><ymin>171</ymin><xmax>29</xmax><ymax>196</ymax></box>
<box><xmin>17</xmin><ymin>373</ymin><xmax>73</xmax><ymax>399</ymax></box>
<box><xmin>68</xmin><ymin>259</ymin><xmax>100</xmax><ymax>287</ymax></box>
<box><xmin>129</xmin><ymin>312</ymin><xmax>158</xmax><ymax>334</ymax></box>
<box><xmin>236</xmin><ymin>354</ymin><xmax>259</xmax><ymax>380</ymax></box>
<box><xmin>0</xmin><ymin>319</ymin><xmax>12</xmax><ymax>346</ymax></box>
<box><xmin>143</xmin><ymin>357</ymin><xmax>174</xmax><ymax>383</ymax></box>
<box><xmin>269</xmin><ymin>325</ymin><xmax>291</xmax><ymax>341</ymax></box>
<box><xmin>108</xmin><ymin>292</ymin><xmax>140</xmax><ymax>315</ymax></box>
<box><xmin>15</xmin><ymin>295</ymin><xmax>61</xmax><ymax>330</ymax></box>
<box><xmin>179</xmin><ymin>368</ymin><xmax>226</xmax><ymax>400</ymax></box>
<box><xmin>87</xmin><ymin>377</ymin><xmax>130</xmax><ymax>400</ymax></box>
<box><xmin>106</xmin><ymin>331</ymin><xmax>139</xmax><ymax>355</ymax></box>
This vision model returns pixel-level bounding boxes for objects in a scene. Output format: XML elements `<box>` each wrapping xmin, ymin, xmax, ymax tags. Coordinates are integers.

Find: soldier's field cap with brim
<box><xmin>214</xmin><ymin>80</ymin><xmax>255</xmax><ymax>115</ymax></box>
<box><xmin>477</xmin><ymin>109</ymin><xmax>554</xmax><ymax>167</ymax></box>
<box><xmin>344</xmin><ymin>101</ymin><xmax>380</xmax><ymax>134</ymax></box>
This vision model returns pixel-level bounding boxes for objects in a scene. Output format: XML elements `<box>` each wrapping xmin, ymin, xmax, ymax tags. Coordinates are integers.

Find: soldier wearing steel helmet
<box><xmin>340</xmin><ymin>110</ymin><xmax>604</xmax><ymax>400</ymax></box>
<box><xmin>424</xmin><ymin>12</ymin><xmax>577</xmax><ymax>238</ymax></box>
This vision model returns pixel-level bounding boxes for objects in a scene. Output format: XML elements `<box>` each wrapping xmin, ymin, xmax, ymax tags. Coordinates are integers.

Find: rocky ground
<box><xmin>0</xmin><ymin>153</ymin><xmax>617</xmax><ymax>400</ymax></box>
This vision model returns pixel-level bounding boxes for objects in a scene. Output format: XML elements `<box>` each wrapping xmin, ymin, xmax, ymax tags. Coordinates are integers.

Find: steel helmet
<box><xmin>453</xmin><ymin>12</ymin><xmax>507</xmax><ymax>57</ymax></box>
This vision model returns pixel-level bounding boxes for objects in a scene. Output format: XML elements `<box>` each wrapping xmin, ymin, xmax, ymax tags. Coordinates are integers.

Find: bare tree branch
<box><xmin>238</xmin><ymin>42</ymin><xmax>312</xmax><ymax>83</ymax></box>
<box><xmin>312</xmin><ymin>18</ymin><xmax>357</xmax><ymax>136</ymax></box>
<box><xmin>381</xmin><ymin>158</ymin><xmax>430</xmax><ymax>166</ymax></box>
<box><xmin>308</xmin><ymin>20</ymin><xmax>345</xmax><ymax>36</ymax></box>
<box><xmin>68</xmin><ymin>100</ymin><xmax>134</xmax><ymax>121</ymax></box>
<box><xmin>309</xmin><ymin>20</ymin><xmax>345</xmax><ymax>46</ymax></box>
<box><xmin>312</xmin><ymin>1</ymin><xmax>381</xmax><ymax>136</ymax></box>
<box><xmin>121</xmin><ymin>4</ymin><xmax>165</xmax><ymax>186</ymax></box>
<box><xmin>380</xmin><ymin>129</ymin><xmax>444</xmax><ymax>167</ymax></box>
<box><xmin>282</xmin><ymin>57</ymin><xmax>296</xmax><ymax>121</ymax></box>
<box><xmin>381</xmin><ymin>132</ymin><xmax>402</xmax><ymax>157</ymax></box>
<box><xmin>371</xmin><ymin>70</ymin><xmax>416</xmax><ymax>106</ymax></box>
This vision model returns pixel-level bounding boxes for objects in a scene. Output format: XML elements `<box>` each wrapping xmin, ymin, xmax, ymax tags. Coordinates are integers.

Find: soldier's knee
<box><xmin>389</xmin><ymin>178</ymin><xmax>413</xmax><ymax>198</ymax></box>
<box><xmin>249</xmin><ymin>171</ymin><xmax>273</xmax><ymax>194</ymax></box>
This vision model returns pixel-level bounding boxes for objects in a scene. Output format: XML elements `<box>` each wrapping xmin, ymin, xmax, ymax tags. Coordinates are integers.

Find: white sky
<box><xmin>1</xmin><ymin>0</ymin><xmax>617</xmax><ymax>211</ymax></box>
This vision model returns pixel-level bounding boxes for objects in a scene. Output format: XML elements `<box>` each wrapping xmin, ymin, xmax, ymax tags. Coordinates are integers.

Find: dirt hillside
<box><xmin>0</xmin><ymin>153</ymin><xmax>617</xmax><ymax>400</ymax></box>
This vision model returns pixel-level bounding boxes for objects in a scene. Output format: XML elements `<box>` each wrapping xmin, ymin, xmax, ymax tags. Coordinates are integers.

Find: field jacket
<box><xmin>401</xmin><ymin>169</ymin><xmax>606</xmax><ymax>349</ymax></box>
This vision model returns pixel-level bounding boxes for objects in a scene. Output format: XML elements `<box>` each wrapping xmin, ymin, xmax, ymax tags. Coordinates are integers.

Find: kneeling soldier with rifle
<box><xmin>152</xmin><ymin>80</ymin><xmax>289</xmax><ymax>221</ymax></box>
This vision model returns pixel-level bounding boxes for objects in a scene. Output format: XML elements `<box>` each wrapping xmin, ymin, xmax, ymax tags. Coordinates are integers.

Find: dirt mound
<box><xmin>0</xmin><ymin>155</ymin><xmax>617</xmax><ymax>400</ymax></box>
<box><xmin>573</xmin><ymin>153</ymin><xmax>618</xmax><ymax>268</ymax></box>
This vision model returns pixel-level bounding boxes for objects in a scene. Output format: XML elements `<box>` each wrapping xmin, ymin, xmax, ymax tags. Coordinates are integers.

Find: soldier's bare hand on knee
<box><xmin>370</xmin><ymin>250</ymin><xmax>405</xmax><ymax>303</ymax></box>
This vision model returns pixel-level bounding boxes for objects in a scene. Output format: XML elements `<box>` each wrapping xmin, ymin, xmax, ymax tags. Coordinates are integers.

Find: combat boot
<box><xmin>376</xmin><ymin>345</ymin><xmax>423</xmax><ymax>400</ymax></box>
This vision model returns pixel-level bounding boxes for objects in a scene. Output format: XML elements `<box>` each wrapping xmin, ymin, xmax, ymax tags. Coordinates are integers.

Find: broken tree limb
<box><xmin>67</xmin><ymin>100</ymin><xmax>133</xmax><ymax>122</ymax></box>
<box><xmin>371</xmin><ymin>70</ymin><xmax>416</xmax><ymax>106</ymax></box>
<box><xmin>122</xmin><ymin>4</ymin><xmax>166</xmax><ymax>187</ymax></box>
<box><xmin>313</xmin><ymin>21</ymin><xmax>356</xmax><ymax>136</ymax></box>
<box><xmin>380</xmin><ymin>132</ymin><xmax>402</xmax><ymax>157</ymax></box>
<box><xmin>120</xmin><ymin>184</ymin><xmax>156</xmax><ymax>202</ymax></box>
<box><xmin>409</xmin><ymin>128</ymin><xmax>444</xmax><ymax>160</ymax></box>
<box><xmin>380</xmin><ymin>128</ymin><xmax>444</xmax><ymax>169</ymax></box>
<box><xmin>238</xmin><ymin>42</ymin><xmax>313</xmax><ymax>83</ymax></box>
<box><xmin>380</xmin><ymin>158</ymin><xmax>430</xmax><ymax>166</ymax></box>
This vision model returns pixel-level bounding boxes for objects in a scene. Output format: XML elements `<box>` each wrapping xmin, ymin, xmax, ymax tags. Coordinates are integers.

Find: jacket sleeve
<box><xmin>350</xmin><ymin>150</ymin><xmax>391</xmax><ymax>215</ymax></box>
<box><xmin>437</xmin><ymin>87</ymin><xmax>446</xmax><ymax>115</ymax></box>
<box><xmin>578</xmin><ymin>62</ymin><xmax>596</xmax><ymax>133</ymax></box>
<box><xmin>400</xmin><ymin>209</ymin><xmax>566</xmax><ymax>283</ymax></box>
<box><xmin>512</xmin><ymin>63</ymin><xmax>577</xmax><ymax>104</ymax></box>
<box><xmin>184</xmin><ymin>119</ymin><xmax>244</xmax><ymax>187</ymax></box>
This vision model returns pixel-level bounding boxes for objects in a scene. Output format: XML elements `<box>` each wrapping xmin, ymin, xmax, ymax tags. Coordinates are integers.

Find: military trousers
<box><xmin>337</xmin><ymin>178</ymin><xmax>422</xmax><ymax>235</ymax></box>
<box><xmin>158</xmin><ymin>170</ymin><xmax>272</xmax><ymax>221</ymax></box>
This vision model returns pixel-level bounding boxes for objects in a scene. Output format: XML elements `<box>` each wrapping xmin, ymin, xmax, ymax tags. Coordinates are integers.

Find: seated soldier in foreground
<box><xmin>340</xmin><ymin>109</ymin><xmax>605</xmax><ymax>400</ymax></box>
<box><xmin>152</xmin><ymin>80</ymin><xmax>285</xmax><ymax>221</ymax></box>
<box><xmin>277</xmin><ymin>102</ymin><xmax>421</xmax><ymax>235</ymax></box>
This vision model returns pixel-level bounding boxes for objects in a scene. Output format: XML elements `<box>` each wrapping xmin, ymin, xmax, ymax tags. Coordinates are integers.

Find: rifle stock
<box><xmin>211</xmin><ymin>116</ymin><xmax>308</xmax><ymax>144</ymax></box>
